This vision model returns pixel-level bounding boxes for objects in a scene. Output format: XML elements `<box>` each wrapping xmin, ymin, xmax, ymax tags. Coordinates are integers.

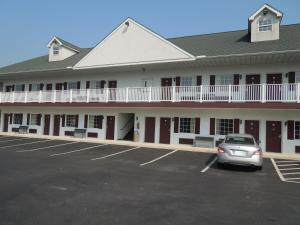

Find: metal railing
<box><xmin>1</xmin><ymin>83</ymin><xmax>300</xmax><ymax>104</ymax></box>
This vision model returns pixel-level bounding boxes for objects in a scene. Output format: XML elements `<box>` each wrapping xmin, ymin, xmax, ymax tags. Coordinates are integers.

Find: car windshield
<box><xmin>225</xmin><ymin>136</ymin><xmax>255</xmax><ymax>145</ymax></box>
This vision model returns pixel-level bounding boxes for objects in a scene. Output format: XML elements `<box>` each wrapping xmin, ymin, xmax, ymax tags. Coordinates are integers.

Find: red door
<box><xmin>145</xmin><ymin>117</ymin><xmax>156</xmax><ymax>143</ymax></box>
<box><xmin>266</xmin><ymin>74</ymin><xmax>282</xmax><ymax>101</ymax></box>
<box><xmin>266</xmin><ymin>121</ymin><xmax>282</xmax><ymax>153</ymax></box>
<box><xmin>3</xmin><ymin>113</ymin><xmax>9</xmax><ymax>132</ymax></box>
<box><xmin>44</xmin><ymin>114</ymin><xmax>51</xmax><ymax>135</ymax></box>
<box><xmin>246</xmin><ymin>74</ymin><xmax>260</xmax><ymax>101</ymax></box>
<box><xmin>53</xmin><ymin>115</ymin><xmax>60</xmax><ymax>136</ymax></box>
<box><xmin>46</xmin><ymin>84</ymin><xmax>53</xmax><ymax>91</ymax></box>
<box><xmin>55</xmin><ymin>83</ymin><xmax>63</xmax><ymax>90</ymax></box>
<box><xmin>159</xmin><ymin>117</ymin><xmax>171</xmax><ymax>144</ymax></box>
<box><xmin>106</xmin><ymin>116</ymin><xmax>115</xmax><ymax>140</ymax></box>
<box><xmin>161</xmin><ymin>78</ymin><xmax>172</xmax><ymax>101</ymax></box>
<box><xmin>245</xmin><ymin>120</ymin><xmax>260</xmax><ymax>142</ymax></box>
<box><xmin>108</xmin><ymin>81</ymin><xmax>117</xmax><ymax>101</ymax></box>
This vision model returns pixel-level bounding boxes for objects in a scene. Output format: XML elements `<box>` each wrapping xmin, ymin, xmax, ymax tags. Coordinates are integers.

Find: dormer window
<box><xmin>53</xmin><ymin>44</ymin><xmax>60</xmax><ymax>55</ymax></box>
<box><xmin>258</xmin><ymin>19</ymin><xmax>272</xmax><ymax>32</ymax></box>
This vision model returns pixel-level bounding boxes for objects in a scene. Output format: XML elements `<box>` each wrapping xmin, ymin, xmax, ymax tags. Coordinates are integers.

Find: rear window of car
<box><xmin>225</xmin><ymin>137</ymin><xmax>255</xmax><ymax>145</ymax></box>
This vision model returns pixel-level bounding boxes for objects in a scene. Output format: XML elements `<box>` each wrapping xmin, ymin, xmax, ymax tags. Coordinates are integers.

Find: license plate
<box><xmin>232</xmin><ymin>150</ymin><xmax>247</xmax><ymax>157</ymax></box>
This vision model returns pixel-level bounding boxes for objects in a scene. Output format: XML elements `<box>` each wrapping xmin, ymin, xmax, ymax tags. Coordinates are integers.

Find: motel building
<box><xmin>0</xmin><ymin>4</ymin><xmax>300</xmax><ymax>154</ymax></box>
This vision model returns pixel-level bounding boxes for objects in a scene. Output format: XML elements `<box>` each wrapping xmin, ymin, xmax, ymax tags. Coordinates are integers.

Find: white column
<box><xmin>106</xmin><ymin>88</ymin><xmax>109</xmax><ymax>103</ymax></box>
<box><xmin>200</xmin><ymin>85</ymin><xmax>203</xmax><ymax>103</ymax></box>
<box><xmin>262</xmin><ymin>84</ymin><xmax>266</xmax><ymax>103</ymax></box>
<box><xmin>172</xmin><ymin>86</ymin><xmax>176</xmax><ymax>102</ymax></box>
<box><xmin>12</xmin><ymin>92</ymin><xmax>15</xmax><ymax>103</ymax></box>
<box><xmin>228</xmin><ymin>85</ymin><xmax>232</xmax><ymax>103</ymax></box>
<box><xmin>24</xmin><ymin>91</ymin><xmax>27</xmax><ymax>103</ymax></box>
<box><xmin>297</xmin><ymin>83</ymin><xmax>300</xmax><ymax>103</ymax></box>
<box><xmin>86</xmin><ymin>89</ymin><xmax>90</xmax><ymax>103</ymax></box>
<box><xmin>126</xmin><ymin>87</ymin><xmax>129</xmax><ymax>103</ymax></box>
<box><xmin>148</xmin><ymin>87</ymin><xmax>152</xmax><ymax>102</ymax></box>
<box><xmin>52</xmin><ymin>90</ymin><xmax>56</xmax><ymax>103</ymax></box>
<box><xmin>39</xmin><ymin>90</ymin><xmax>42</xmax><ymax>103</ymax></box>
<box><xmin>69</xmin><ymin>90</ymin><xmax>73</xmax><ymax>103</ymax></box>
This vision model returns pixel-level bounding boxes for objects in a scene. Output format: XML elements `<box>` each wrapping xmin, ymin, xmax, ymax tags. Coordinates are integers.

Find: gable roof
<box><xmin>47</xmin><ymin>36</ymin><xmax>81</xmax><ymax>52</ymax></box>
<box><xmin>248</xmin><ymin>4</ymin><xmax>283</xmax><ymax>21</ymax></box>
<box><xmin>0</xmin><ymin>22</ymin><xmax>300</xmax><ymax>75</ymax></box>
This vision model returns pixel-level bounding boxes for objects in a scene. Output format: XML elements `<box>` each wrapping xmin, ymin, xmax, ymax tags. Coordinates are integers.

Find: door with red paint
<box><xmin>161</xmin><ymin>78</ymin><xmax>172</xmax><ymax>101</ymax></box>
<box><xmin>3</xmin><ymin>113</ymin><xmax>9</xmax><ymax>132</ymax></box>
<box><xmin>246</xmin><ymin>75</ymin><xmax>260</xmax><ymax>101</ymax></box>
<box><xmin>266</xmin><ymin>74</ymin><xmax>282</xmax><ymax>101</ymax></box>
<box><xmin>44</xmin><ymin>114</ymin><xmax>51</xmax><ymax>135</ymax></box>
<box><xmin>106</xmin><ymin>116</ymin><xmax>115</xmax><ymax>140</ymax></box>
<box><xmin>266</xmin><ymin>121</ymin><xmax>281</xmax><ymax>153</ymax></box>
<box><xmin>159</xmin><ymin>117</ymin><xmax>171</xmax><ymax>144</ymax></box>
<box><xmin>53</xmin><ymin>115</ymin><xmax>60</xmax><ymax>136</ymax></box>
<box><xmin>144</xmin><ymin>117</ymin><xmax>155</xmax><ymax>143</ymax></box>
<box><xmin>108</xmin><ymin>81</ymin><xmax>117</xmax><ymax>101</ymax></box>
<box><xmin>245</xmin><ymin>120</ymin><xmax>260</xmax><ymax>142</ymax></box>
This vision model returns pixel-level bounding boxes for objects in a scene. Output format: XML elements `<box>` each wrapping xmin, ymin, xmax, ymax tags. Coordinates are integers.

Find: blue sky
<box><xmin>0</xmin><ymin>0</ymin><xmax>299</xmax><ymax>67</ymax></box>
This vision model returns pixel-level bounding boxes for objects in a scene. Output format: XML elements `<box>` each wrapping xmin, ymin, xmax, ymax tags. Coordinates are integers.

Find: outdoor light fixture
<box><xmin>125</xmin><ymin>21</ymin><xmax>129</xmax><ymax>26</ymax></box>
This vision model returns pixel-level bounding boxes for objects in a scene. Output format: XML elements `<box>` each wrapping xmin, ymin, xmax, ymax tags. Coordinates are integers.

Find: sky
<box><xmin>0</xmin><ymin>0</ymin><xmax>299</xmax><ymax>67</ymax></box>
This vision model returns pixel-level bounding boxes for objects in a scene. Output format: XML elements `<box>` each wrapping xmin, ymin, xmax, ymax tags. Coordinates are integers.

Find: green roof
<box><xmin>1</xmin><ymin>23</ymin><xmax>300</xmax><ymax>75</ymax></box>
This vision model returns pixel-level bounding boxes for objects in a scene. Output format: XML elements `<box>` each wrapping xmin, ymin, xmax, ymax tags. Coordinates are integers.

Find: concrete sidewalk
<box><xmin>0</xmin><ymin>132</ymin><xmax>299</xmax><ymax>160</ymax></box>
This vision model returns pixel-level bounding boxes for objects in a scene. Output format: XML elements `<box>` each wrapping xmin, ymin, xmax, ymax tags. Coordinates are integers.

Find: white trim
<box><xmin>47</xmin><ymin>36</ymin><xmax>80</xmax><ymax>53</ymax></box>
<box><xmin>249</xmin><ymin>4</ymin><xmax>283</xmax><ymax>21</ymax></box>
<box><xmin>74</xmin><ymin>18</ymin><xmax>195</xmax><ymax>69</ymax></box>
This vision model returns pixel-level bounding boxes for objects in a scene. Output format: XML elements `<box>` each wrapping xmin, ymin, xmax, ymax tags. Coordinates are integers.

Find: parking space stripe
<box><xmin>282</xmin><ymin>172</ymin><xmax>300</xmax><ymax>175</ymax></box>
<box><xmin>0</xmin><ymin>139</ymin><xmax>53</xmax><ymax>149</ymax></box>
<box><xmin>277</xmin><ymin>164</ymin><xmax>300</xmax><ymax>167</ymax></box>
<box><xmin>90</xmin><ymin>147</ymin><xmax>140</xmax><ymax>161</ymax></box>
<box><xmin>16</xmin><ymin>141</ymin><xmax>78</xmax><ymax>152</ymax></box>
<box><xmin>271</xmin><ymin>158</ymin><xmax>286</xmax><ymax>181</ymax></box>
<box><xmin>201</xmin><ymin>156</ymin><xmax>218</xmax><ymax>173</ymax></box>
<box><xmin>285</xmin><ymin>178</ymin><xmax>300</xmax><ymax>181</ymax></box>
<box><xmin>50</xmin><ymin>144</ymin><xmax>107</xmax><ymax>156</ymax></box>
<box><xmin>0</xmin><ymin>137</ymin><xmax>28</xmax><ymax>143</ymax></box>
<box><xmin>139</xmin><ymin>150</ymin><xmax>177</xmax><ymax>166</ymax></box>
<box><xmin>279</xmin><ymin>168</ymin><xmax>300</xmax><ymax>171</ymax></box>
<box><xmin>276</xmin><ymin>160</ymin><xmax>300</xmax><ymax>163</ymax></box>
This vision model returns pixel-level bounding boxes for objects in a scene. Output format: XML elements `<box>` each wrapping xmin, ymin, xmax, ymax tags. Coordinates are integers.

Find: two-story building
<box><xmin>0</xmin><ymin>4</ymin><xmax>300</xmax><ymax>154</ymax></box>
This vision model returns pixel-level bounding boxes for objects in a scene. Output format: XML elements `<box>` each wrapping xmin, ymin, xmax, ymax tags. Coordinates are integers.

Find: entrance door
<box><xmin>3</xmin><ymin>113</ymin><xmax>9</xmax><ymax>132</ymax></box>
<box><xmin>245</xmin><ymin>120</ymin><xmax>260</xmax><ymax>142</ymax></box>
<box><xmin>159</xmin><ymin>117</ymin><xmax>171</xmax><ymax>144</ymax></box>
<box><xmin>55</xmin><ymin>83</ymin><xmax>63</xmax><ymax>90</ymax></box>
<box><xmin>266</xmin><ymin>121</ymin><xmax>282</xmax><ymax>152</ymax></box>
<box><xmin>145</xmin><ymin>117</ymin><xmax>155</xmax><ymax>143</ymax></box>
<box><xmin>161</xmin><ymin>78</ymin><xmax>172</xmax><ymax>101</ymax></box>
<box><xmin>108</xmin><ymin>81</ymin><xmax>117</xmax><ymax>101</ymax></box>
<box><xmin>44</xmin><ymin>114</ymin><xmax>51</xmax><ymax>135</ymax></box>
<box><xmin>53</xmin><ymin>115</ymin><xmax>60</xmax><ymax>136</ymax></box>
<box><xmin>246</xmin><ymin>75</ymin><xmax>260</xmax><ymax>101</ymax></box>
<box><xmin>106</xmin><ymin>116</ymin><xmax>115</xmax><ymax>140</ymax></box>
<box><xmin>266</xmin><ymin>74</ymin><xmax>282</xmax><ymax>101</ymax></box>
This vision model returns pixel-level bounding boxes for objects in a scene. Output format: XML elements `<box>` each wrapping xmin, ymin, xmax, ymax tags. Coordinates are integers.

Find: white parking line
<box><xmin>282</xmin><ymin>172</ymin><xmax>300</xmax><ymax>175</ymax></box>
<box><xmin>271</xmin><ymin>158</ymin><xmax>286</xmax><ymax>181</ymax></box>
<box><xmin>285</xmin><ymin>177</ymin><xmax>300</xmax><ymax>181</ymax></box>
<box><xmin>90</xmin><ymin>147</ymin><xmax>140</xmax><ymax>161</ymax></box>
<box><xmin>0</xmin><ymin>137</ymin><xmax>28</xmax><ymax>143</ymax></box>
<box><xmin>279</xmin><ymin>167</ymin><xmax>300</xmax><ymax>171</ymax></box>
<box><xmin>276</xmin><ymin>160</ymin><xmax>300</xmax><ymax>163</ymax></box>
<box><xmin>0</xmin><ymin>139</ymin><xmax>53</xmax><ymax>149</ymax></box>
<box><xmin>201</xmin><ymin>156</ymin><xmax>218</xmax><ymax>173</ymax></box>
<box><xmin>16</xmin><ymin>141</ymin><xmax>78</xmax><ymax>152</ymax></box>
<box><xmin>140</xmin><ymin>150</ymin><xmax>177</xmax><ymax>166</ymax></box>
<box><xmin>50</xmin><ymin>144</ymin><xmax>107</xmax><ymax>156</ymax></box>
<box><xmin>277</xmin><ymin>164</ymin><xmax>300</xmax><ymax>167</ymax></box>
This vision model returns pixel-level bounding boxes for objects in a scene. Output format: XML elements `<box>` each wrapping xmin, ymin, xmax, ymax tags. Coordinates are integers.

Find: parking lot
<box><xmin>0</xmin><ymin>135</ymin><xmax>300</xmax><ymax>225</ymax></box>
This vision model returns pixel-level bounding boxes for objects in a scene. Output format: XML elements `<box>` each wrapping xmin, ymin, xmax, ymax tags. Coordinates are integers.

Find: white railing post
<box><xmin>172</xmin><ymin>86</ymin><xmax>176</xmax><ymax>102</ymax></box>
<box><xmin>69</xmin><ymin>89</ymin><xmax>73</xmax><ymax>103</ymax></box>
<box><xmin>12</xmin><ymin>92</ymin><xmax>15</xmax><ymax>103</ymax></box>
<box><xmin>228</xmin><ymin>85</ymin><xmax>232</xmax><ymax>103</ymax></box>
<box><xmin>262</xmin><ymin>84</ymin><xmax>266</xmax><ymax>103</ymax></box>
<box><xmin>148</xmin><ymin>87</ymin><xmax>152</xmax><ymax>102</ymax></box>
<box><xmin>86</xmin><ymin>89</ymin><xmax>90</xmax><ymax>103</ymax></box>
<box><xmin>39</xmin><ymin>90</ymin><xmax>42</xmax><ymax>103</ymax></box>
<box><xmin>106</xmin><ymin>88</ymin><xmax>109</xmax><ymax>103</ymax></box>
<box><xmin>297</xmin><ymin>83</ymin><xmax>300</xmax><ymax>103</ymax></box>
<box><xmin>200</xmin><ymin>85</ymin><xmax>203</xmax><ymax>103</ymax></box>
<box><xmin>0</xmin><ymin>92</ymin><xmax>2</xmax><ymax>103</ymax></box>
<box><xmin>126</xmin><ymin>87</ymin><xmax>129</xmax><ymax>103</ymax></box>
<box><xmin>24</xmin><ymin>91</ymin><xmax>27</xmax><ymax>103</ymax></box>
<box><xmin>52</xmin><ymin>90</ymin><xmax>56</xmax><ymax>103</ymax></box>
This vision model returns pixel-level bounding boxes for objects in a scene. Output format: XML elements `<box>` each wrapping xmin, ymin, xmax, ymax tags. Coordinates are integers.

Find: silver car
<box><xmin>217</xmin><ymin>134</ymin><xmax>263</xmax><ymax>169</ymax></box>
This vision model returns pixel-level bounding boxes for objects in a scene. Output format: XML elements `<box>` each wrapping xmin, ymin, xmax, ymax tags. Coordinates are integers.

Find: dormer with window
<box><xmin>248</xmin><ymin>4</ymin><xmax>283</xmax><ymax>42</ymax></box>
<box><xmin>47</xmin><ymin>37</ymin><xmax>80</xmax><ymax>62</ymax></box>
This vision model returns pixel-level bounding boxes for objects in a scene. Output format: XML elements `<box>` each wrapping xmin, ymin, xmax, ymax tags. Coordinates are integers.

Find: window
<box><xmin>68</xmin><ymin>82</ymin><xmax>78</xmax><ymax>90</ymax></box>
<box><xmin>88</xmin><ymin>115</ymin><xmax>102</xmax><ymax>128</ymax></box>
<box><xmin>180</xmin><ymin>118</ymin><xmax>195</xmax><ymax>133</ymax></box>
<box><xmin>216</xmin><ymin>119</ymin><xmax>233</xmax><ymax>135</ymax></box>
<box><xmin>258</xmin><ymin>19</ymin><xmax>272</xmax><ymax>32</ymax></box>
<box><xmin>66</xmin><ymin>115</ymin><xmax>77</xmax><ymax>127</ymax></box>
<box><xmin>225</xmin><ymin>136</ymin><xmax>254</xmax><ymax>145</ymax></box>
<box><xmin>13</xmin><ymin>113</ymin><xmax>23</xmax><ymax>125</ymax></box>
<box><xmin>90</xmin><ymin>81</ymin><xmax>102</xmax><ymax>89</ymax></box>
<box><xmin>15</xmin><ymin>84</ymin><xmax>24</xmax><ymax>92</ymax></box>
<box><xmin>30</xmin><ymin>114</ymin><xmax>39</xmax><ymax>125</ymax></box>
<box><xmin>295</xmin><ymin>73</ymin><xmax>300</xmax><ymax>83</ymax></box>
<box><xmin>53</xmin><ymin>44</ymin><xmax>60</xmax><ymax>55</ymax></box>
<box><xmin>181</xmin><ymin>77</ymin><xmax>193</xmax><ymax>86</ymax></box>
<box><xmin>217</xmin><ymin>75</ymin><xmax>233</xmax><ymax>85</ymax></box>
<box><xmin>31</xmin><ymin>83</ymin><xmax>41</xmax><ymax>91</ymax></box>
<box><xmin>295</xmin><ymin>121</ymin><xmax>300</xmax><ymax>139</ymax></box>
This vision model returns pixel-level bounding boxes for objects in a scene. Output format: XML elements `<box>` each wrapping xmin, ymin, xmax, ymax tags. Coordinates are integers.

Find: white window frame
<box><xmin>88</xmin><ymin>115</ymin><xmax>102</xmax><ymax>129</ymax></box>
<box><xmin>180</xmin><ymin>77</ymin><xmax>194</xmax><ymax>87</ymax></box>
<box><xmin>67</xmin><ymin>82</ymin><xmax>78</xmax><ymax>90</ymax></box>
<box><xmin>13</xmin><ymin>113</ymin><xmax>23</xmax><ymax>125</ymax></box>
<box><xmin>15</xmin><ymin>84</ymin><xmax>24</xmax><ymax>92</ymax></box>
<box><xmin>217</xmin><ymin>75</ymin><xmax>233</xmax><ymax>86</ymax></box>
<box><xmin>30</xmin><ymin>114</ymin><xmax>39</xmax><ymax>126</ymax></box>
<box><xmin>53</xmin><ymin>44</ymin><xmax>60</xmax><ymax>55</ymax></box>
<box><xmin>66</xmin><ymin>115</ymin><xmax>77</xmax><ymax>128</ymax></box>
<box><xmin>90</xmin><ymin>81</ymin><xmax>102</xmax><ymax>89</ymax></box>
<box><xmin>258</xmin><ymin>19</ymin><xmax>272</xmax><ymax>32</ymax></box>
<box><xmin>216</xmin><ymin>119</ymin><xmax>234</xmax><ymax>135</ymax></box>
<box><xmin>31</xmin><ymin>83</ymin><xmax>41</xmax><ymax>91</ymax></box>
<box><xmin>179</xmin><ymin>118</ymin><xmax>195</xmax><ymax>133</ymax></box>
<box><xmin>295</xmin><ymin>73</ymin><xmax>300</xmax><ymax>83</ymax></box>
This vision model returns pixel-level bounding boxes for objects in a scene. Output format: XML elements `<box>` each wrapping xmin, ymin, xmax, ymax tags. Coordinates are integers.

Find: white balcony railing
<box><xmin>1</xmin><ymin>83</ymin><xmax>300</xmax><ymax>104</ymax></box>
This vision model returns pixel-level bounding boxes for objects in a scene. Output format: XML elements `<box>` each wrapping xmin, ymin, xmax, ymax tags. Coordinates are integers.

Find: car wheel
<box><xmin>256</xmin><ymin>166</ymin><xmax>262</xmax><ymax>170</ymax></box>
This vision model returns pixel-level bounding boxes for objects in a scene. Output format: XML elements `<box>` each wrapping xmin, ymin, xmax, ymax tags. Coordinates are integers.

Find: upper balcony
<box><xmin>1</xmin><ymin>83</ymin><xmax>300</xmax><ymax>109</ymax></box>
